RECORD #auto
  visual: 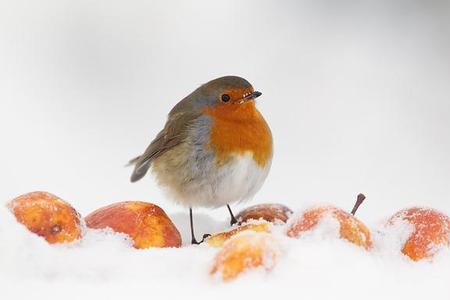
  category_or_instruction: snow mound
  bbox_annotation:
[1,204,450,300]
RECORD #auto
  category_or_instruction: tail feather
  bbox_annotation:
[128,156,151,182]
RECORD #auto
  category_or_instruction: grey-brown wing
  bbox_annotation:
[129,111,199,182]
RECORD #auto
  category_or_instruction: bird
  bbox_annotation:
[129,76,273,244]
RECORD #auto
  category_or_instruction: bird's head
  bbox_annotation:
[194,76,262,109]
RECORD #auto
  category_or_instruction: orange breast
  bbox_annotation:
[203,101,272,167]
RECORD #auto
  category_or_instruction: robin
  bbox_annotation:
[129,76,273,244]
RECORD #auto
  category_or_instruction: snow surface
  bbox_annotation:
[1,203,449,300]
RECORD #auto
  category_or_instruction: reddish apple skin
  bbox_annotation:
[210,232,280,281]
[206,222,270,247]
[287,206,372,250]
[236,203,293,224]
[388,207,450,261]
[85,201,181,249]
[8,191,82,244]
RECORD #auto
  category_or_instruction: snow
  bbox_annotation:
[1,202,449,300]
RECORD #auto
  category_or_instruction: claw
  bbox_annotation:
[191,233,211,245]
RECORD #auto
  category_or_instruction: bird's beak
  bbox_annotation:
[239,91,262,103]
[246,91,262,100]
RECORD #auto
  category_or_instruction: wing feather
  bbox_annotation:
[129,111,199,182]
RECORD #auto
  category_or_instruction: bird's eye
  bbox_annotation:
[221,94,231,102]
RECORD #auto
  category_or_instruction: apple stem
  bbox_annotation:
[351,193,366,216]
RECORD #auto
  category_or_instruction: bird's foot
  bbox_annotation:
[227,204,240,227]
[230,215,239,226]
[191,233,211,245]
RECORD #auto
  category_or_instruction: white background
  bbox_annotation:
[2,0,449,222]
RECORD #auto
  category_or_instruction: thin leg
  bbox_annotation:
[227,204,238,226]
[190,207,200,244]
[189,207,210,245]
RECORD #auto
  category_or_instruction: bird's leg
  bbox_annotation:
[189,207,210,245]
[190,207,200,244]
[227,204,238,226]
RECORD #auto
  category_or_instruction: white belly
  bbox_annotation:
[161,153,271,208]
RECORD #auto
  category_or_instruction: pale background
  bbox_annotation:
[1,0,450,228]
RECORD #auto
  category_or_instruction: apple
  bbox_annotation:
[387,207,450,261]
[85,201,181,249]
[286,195,372,249]
[206,222,270,247]
[8,191,82,244]
[210,232,280,281]
[236,203,293,224]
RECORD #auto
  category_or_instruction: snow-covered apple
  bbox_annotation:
[387,207,450,261]
[206,222,270,247]
[8,191,82,244]
[286,205,372,249]
[236,203,293,224]
[210,232,280,281]
[85,201,181,248]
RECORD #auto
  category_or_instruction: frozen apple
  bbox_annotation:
[236,203,293,224]
[210,232,280,281]
[8,191,82,244]
[85,201,181,249]
[206,222,270,247]
[387,207,450,261]
[287,205,372,249]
